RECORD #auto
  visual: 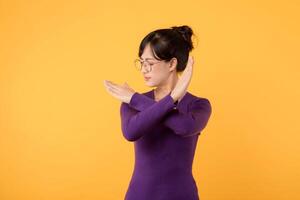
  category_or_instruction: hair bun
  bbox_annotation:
[171,25,194,51]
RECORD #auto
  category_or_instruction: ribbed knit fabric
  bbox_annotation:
[120,89,212,200]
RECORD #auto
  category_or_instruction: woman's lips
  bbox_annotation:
[144,77,151,80]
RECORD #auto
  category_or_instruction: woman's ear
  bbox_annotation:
[169,57,178,72]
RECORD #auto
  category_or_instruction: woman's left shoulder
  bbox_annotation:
[186,92,212,108]
[187,91,210,102]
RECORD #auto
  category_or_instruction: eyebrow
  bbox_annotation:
[140,57,156,61]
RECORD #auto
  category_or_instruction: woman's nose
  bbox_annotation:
[141,64,150,73]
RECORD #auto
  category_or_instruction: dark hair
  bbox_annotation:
[138,25,196,72]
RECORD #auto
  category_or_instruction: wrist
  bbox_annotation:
[170,93,177,102]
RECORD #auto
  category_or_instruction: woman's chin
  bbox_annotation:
[145,81,154,86]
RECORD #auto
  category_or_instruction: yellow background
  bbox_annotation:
[0,0,299,199]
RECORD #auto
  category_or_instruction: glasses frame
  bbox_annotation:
[134,58,164,72]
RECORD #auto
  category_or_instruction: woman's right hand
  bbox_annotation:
[103,80,136,104]
[170,56,194,102]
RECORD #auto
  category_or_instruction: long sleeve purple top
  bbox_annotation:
[120,89,212,200]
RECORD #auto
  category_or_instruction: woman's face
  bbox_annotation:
[140,44,173,87]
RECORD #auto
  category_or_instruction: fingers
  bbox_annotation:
[178,56,194,82]
[123,82,129,88]
[106,87,121,99]
[104,80,122,100]
[104,80,116,92]
[123,82,135,92]
[104,80,119,94]
[185,56,194,73]
[183,56,193,71]
[104,80,122,92]
[187,56,194,67]
[105,80,118,87]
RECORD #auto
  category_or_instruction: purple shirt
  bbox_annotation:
[120,89,212,200]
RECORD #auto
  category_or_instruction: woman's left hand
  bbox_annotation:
[103,80,136,104]
[170,55,194,102]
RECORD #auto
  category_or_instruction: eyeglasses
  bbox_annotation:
[134,58,164,72]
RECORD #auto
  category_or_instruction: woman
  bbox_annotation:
[103,25,212,200]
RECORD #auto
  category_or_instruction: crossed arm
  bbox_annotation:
[120,92,212,141]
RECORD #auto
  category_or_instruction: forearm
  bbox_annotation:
[120,93,178,141]
[127,92,212,137]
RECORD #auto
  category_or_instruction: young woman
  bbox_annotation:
[104,25,212,200]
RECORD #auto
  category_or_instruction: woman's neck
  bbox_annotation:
[154,73,179,101]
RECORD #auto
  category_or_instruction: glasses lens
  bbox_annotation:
[134,59,142,71]
[134,59,152,72]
